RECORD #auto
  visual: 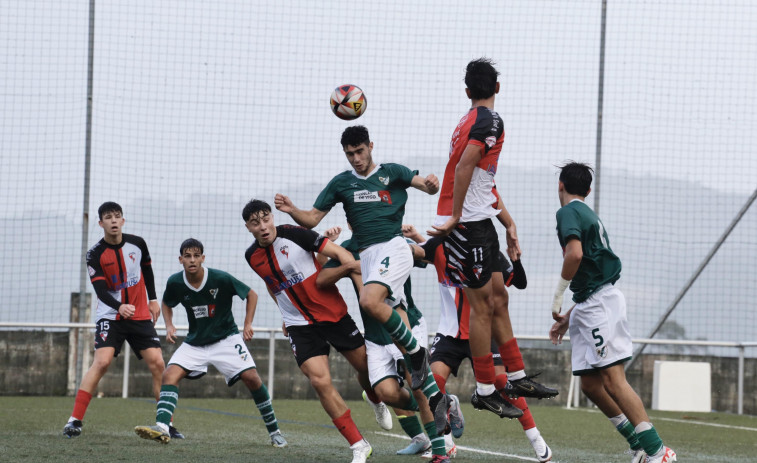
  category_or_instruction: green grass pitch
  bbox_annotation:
[1,396,756,462]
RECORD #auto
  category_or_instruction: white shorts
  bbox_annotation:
[168,333,257,386]
[360,236,413,308]
[569,285,633,375]
[366,316,428,387]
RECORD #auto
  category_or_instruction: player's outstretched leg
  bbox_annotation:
[470,389,523,419]
[504,372,559,400]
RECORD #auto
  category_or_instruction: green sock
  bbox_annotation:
[251,383,279,434]
[156,385,179,427]
[617,419,643,450]
[423,420,445,456]
[383,310,418,352]
[398,415,424,439]
[420,366,440,400]
[402,388,420,411]
[637,425,664,456]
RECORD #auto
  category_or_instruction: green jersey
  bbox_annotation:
[313,163,418,248]
[162,268,251,346]
[323,238,421,346]
[556,199,621,303]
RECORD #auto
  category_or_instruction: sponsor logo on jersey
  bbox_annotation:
[191,305,213,318]
[209,288,218,299]
[280,245,289,258]
[128,252,136,263]
[378,190,392,204]
[266,272,305,293]
[378,176,390,186]
[485,136,497,148]
[354,190,381,202]
[486,163,497,175]
[113,274,139,290]
[350,329,360,337]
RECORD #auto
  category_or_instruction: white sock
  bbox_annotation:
[407,344,420,355]
[156,422,169,433]
[634,421,653,434]
[68,416,78,423]
[525,427,540,441]
[508,370,526,381]
[444,433,454,447]
[609,413,628,428]
[476,382,496,395]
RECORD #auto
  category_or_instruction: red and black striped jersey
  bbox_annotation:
[245,225,348,327]
[436,106,504,222]
[86,234,156,321]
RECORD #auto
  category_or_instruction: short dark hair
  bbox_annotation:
[180,238,204,255]
[465,58,499,100]
[341,125,370,148]
[242,199,272,222]
[559,161,594,197]
[98,201,123,219]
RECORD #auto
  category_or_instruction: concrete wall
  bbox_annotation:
[1,331,754,415]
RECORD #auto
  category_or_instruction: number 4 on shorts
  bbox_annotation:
[381,257,390,268]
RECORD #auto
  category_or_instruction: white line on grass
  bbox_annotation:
[374,431,540,462]
[567,407,757,432]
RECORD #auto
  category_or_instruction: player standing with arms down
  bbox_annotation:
[274,125,450,435]
[63,202,181,439]
[549,162,677,463]
[429,58,535,418]
[134,238,286,447]
[242,199,383,463]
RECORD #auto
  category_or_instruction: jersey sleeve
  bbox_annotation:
[313,176,341,212]
[224,272,252,299]
[161,277,180,308]
[556,206,582,244]
[385,163,418,188]
[86,246,106,286]
[132,235,157,300]
[468,108,499,153]
[278,225,326,252]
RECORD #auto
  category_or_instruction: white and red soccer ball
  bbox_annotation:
[330,84,367,120]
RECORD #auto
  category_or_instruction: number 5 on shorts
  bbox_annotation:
[591,328,604,347]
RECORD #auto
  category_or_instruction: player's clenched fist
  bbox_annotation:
[423,174,439,194]
[274,193,293,213]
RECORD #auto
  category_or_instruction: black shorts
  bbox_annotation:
[443,218,500,289]
[94,318,161,359]
[286,315,365,367]
[429,334,502,376]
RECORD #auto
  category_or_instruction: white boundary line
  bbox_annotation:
[568,407,757,432]
[374,431,539,462]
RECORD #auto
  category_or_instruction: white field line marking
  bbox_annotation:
[568,407,757,432]
[374,431,539,462]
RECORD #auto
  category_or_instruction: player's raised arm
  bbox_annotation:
[242,289,258,341]
[274,193,328,229]
[410,173,440,195]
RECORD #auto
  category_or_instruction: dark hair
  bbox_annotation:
[559,161,594,197]
[465,58,499,100]
[242,199,272,222]
[98,201,123,219]
[341,125,370,148]
[180,238,204,255]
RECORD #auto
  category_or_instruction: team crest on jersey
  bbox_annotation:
[472,264,483,280]
[596,345,608,359]
[87,265,96,277]
[378,176,390,186]
[129,252,136,263]
[209,288,218,299]
[485,136,497,148]
[280,245,289,258]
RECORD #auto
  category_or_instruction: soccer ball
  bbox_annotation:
[330,84,367,120]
